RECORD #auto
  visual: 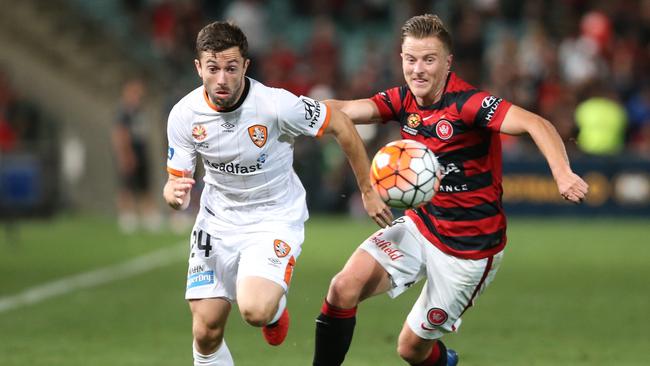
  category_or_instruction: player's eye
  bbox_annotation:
[226,67,237,73]
[207,67,218,73]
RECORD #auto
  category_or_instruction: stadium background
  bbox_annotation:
[0,0,648,365]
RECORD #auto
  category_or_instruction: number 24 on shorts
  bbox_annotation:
[192,229,213,257]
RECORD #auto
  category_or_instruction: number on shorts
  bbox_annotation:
[192,229,212,257]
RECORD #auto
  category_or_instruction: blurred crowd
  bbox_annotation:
[0,67,46,154]
[113,0,650,212]
[120,0,650,159]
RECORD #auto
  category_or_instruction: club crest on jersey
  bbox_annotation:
[248,124,267,147]
[426,308,448,326]
[192,124,208,141]
[274,239,291,258]
[435,120,454,140]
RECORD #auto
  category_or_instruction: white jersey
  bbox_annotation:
[167,77,330,229]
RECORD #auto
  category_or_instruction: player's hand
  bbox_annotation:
[556,171,589,204]
[166,177,195,209]
[362,190,393,228]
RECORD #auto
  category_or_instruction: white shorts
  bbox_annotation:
[185,210,304,302]
[359,216,503,339]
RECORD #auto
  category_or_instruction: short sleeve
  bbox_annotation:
[459,91,512,132]
[166,104,196,177]
[275,89,331,138]
[370,86,405,122]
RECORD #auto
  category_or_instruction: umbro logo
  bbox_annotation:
[221,122,235,130]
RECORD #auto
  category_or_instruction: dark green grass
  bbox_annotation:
[0,215,648,365]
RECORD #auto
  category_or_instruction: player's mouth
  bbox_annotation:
[215,89,230,97]
[412,78,429,86]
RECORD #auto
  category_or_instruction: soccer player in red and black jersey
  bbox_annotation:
[313,14,588,366]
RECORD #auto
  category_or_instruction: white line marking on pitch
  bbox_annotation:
[0,243,186,313]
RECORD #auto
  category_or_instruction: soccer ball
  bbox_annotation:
[370,139,439,209]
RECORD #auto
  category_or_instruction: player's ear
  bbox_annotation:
[194,59,202,78]
[446,53,453,72]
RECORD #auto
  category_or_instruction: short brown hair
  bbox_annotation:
[401,14,452,53]
[196,21,249,59]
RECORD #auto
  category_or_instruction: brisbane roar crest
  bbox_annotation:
[248,124,267,147]
[273,239,291,258]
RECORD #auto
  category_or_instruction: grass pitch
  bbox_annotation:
[0,215,648,365]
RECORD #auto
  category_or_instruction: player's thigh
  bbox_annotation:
[357,216,427,299]
[328,248,392,304]
[236,226,303,294]
[237,275,285,315]
[186,215,240,302]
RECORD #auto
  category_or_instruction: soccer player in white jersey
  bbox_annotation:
[163,21,393,366]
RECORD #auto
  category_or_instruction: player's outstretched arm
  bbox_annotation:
[323,106,393,227]
[163,173,195,210]
[500,105,589,203]
[323,99,383,124]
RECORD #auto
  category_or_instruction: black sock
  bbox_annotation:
[313,302,357,366]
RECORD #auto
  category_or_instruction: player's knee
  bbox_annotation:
[239,303,274,327]
[327,272,362,308]
[396,337,433,364]
[396,342,423,364]
[193,322,224,352]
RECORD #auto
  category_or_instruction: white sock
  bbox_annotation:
[193,340,234,366]
[269,295,286,325]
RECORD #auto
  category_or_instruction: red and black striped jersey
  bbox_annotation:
[370,72,512,259]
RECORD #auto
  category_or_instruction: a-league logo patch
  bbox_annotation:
[426,307,448,326]
[248,124,267,147]
[273,239,291,258]
[435,120,454,140]
[192,124,208,141]
[407,114,421,128]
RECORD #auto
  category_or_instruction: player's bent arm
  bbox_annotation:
[163,173,195,210]
[324,107,393,227]
[500,105,589,203]
[323,99,383,124]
